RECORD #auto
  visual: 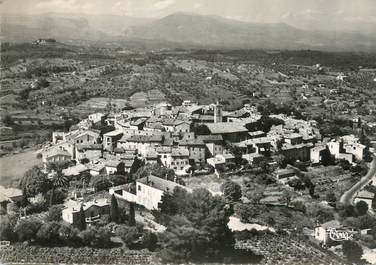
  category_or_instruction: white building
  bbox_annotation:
[110,175,190,210]
[354,190,374,210]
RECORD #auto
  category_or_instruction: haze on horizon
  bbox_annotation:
[1,0,376,34]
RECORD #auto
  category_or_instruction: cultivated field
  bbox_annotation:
[0,148,41,187]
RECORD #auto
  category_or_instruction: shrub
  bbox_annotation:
[58,224,81,246]
[115,225,140,248]
[221,180,242,202]
[46,188,67,205]
[139,230,158,251]
[14,218,42,242]
[79,227,112,248]
[47,205,64,222]
[342,240,363,263]
[36,222,61,245]
[355,200,369,216]
[0,215,17,241]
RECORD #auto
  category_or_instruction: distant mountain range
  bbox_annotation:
[1,12,375,52]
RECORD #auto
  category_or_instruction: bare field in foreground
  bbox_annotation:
[0,148,41,187]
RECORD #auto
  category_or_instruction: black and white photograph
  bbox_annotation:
[0,0,376,264]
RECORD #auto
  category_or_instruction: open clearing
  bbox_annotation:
[0,148,41,187]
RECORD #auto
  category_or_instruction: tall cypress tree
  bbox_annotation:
[78,205,86,231]
[129,202,136,226]
[110,194,119,223]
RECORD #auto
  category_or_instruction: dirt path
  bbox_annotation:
[339,155,376,206]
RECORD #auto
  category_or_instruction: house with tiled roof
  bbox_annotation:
[117,134,164,157]
[177,137,206,165]
[156,146,190,174]
[197,135,224,157]
[0,186,23,213]
[162,119,191,133]
[202,122,249,142]
[110,175,191,210]
[354,190,375,210]
[62,198,110,227]
[75,144,102,162]
[103,130,123,152]
[41,146,72,164]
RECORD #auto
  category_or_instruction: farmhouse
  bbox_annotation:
[62,198,110,227]
[110,175,191,210]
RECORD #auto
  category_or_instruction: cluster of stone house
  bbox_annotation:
[39,101,366,180]
[47,101,374,229]
[311,134,367,164]
[37,102,252,177]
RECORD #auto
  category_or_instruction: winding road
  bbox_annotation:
[339,155,376,206]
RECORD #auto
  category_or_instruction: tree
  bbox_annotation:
[46,188,66,205]
[79,227,111,248]
[110,194,120,223]
[159,216,208,263]
[91,175,112,192]
[355,200,369,216]
[78,205,86,231]
[338,159,351,170]
[36,222,61,245]
[325,192,337,203]
[342,240,363,264]
[20,166,50,197]
[130,156,145,178]
[47,205,63,222]
[0,215,17,241]
[129,202,136,226]
[116,225,140,248]
[20,187,29,208]
[221,180,242,202]
[14,218,42,242]
[80,171,91,189]
[80,158,90,164]
[227,145,244,166]
[49,171,68,206]
[58,224,81,246]
[273,154,287,167]
[157,188,235,263]
[140,230,158,251]
[134,163,175,181]
[321,147,335,166]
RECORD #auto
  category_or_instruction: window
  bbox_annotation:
[138,185,141,191]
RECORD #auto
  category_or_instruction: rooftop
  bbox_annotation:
[103,130,123,137]
[0,186,22,202]
[137,175,189,193]
[204,122,248,134]
[123,134,163,143]
[64,198,109,213]
[356,190,375,199]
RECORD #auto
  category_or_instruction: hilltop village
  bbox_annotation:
[0,42,376,265]
[1,97,376,264]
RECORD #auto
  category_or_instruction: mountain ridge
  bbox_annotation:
[1,12,375,52]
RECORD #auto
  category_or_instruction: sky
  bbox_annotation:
[1,0,376,31]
